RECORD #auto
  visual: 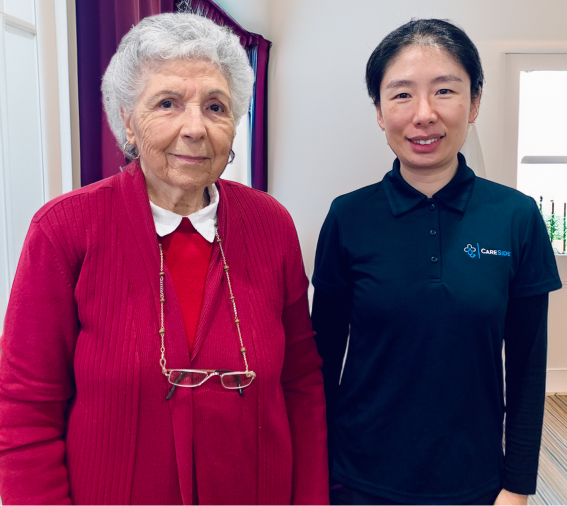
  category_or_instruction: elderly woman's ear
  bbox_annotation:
[121,108,137,147]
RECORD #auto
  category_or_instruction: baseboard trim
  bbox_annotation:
[546,369,567,393]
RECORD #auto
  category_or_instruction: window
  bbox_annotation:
[518,70,567,254]
[505,54,567,255]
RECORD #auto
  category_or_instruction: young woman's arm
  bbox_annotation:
[500,293,549,502]
[311,288,352,469]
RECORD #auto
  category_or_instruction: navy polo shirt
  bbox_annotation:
[313,154,561,504]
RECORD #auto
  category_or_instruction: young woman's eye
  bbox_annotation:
[395,93,410,99]
[209,103,224,113]
[160,100,174,108]
[437,89,452,95]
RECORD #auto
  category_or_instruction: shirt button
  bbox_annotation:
[430,229,437,236]
[429,203,436,210]
[431,256,438,263]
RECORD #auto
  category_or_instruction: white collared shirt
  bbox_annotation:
[150,184,219,242]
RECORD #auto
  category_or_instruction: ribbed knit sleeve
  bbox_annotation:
[0,180,143,505]
[278,221,328,504]
[0,218,80,504]
[282,292,329,505]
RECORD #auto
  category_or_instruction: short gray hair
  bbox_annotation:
[102,12,255,156]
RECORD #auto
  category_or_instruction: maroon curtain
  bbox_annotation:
[76,0,175,186]
[248,38,271,192]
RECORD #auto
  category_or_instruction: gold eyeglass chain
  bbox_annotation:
[158,221,250,377]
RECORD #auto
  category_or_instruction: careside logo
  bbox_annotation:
[464,243,511,259]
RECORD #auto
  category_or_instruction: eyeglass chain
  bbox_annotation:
[158,222,250,377]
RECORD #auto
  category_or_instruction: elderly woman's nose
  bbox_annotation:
[413,96,438,125]
[180,106,207,139]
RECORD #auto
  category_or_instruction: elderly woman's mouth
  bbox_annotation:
[173,154,209,163]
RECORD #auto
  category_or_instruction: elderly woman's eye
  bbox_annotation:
[161,100,173,108]
[210,103,224,113]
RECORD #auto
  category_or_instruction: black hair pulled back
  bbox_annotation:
[366,19,484,105]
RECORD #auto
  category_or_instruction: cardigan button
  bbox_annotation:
[431,256,438,263]
[430,229,437,236]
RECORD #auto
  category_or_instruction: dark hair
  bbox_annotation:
[366,19,484,105]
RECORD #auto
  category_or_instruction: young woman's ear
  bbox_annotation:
[376,105,386,131]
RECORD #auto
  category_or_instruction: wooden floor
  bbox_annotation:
[530,395,567,505]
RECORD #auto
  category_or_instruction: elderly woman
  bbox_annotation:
[0,13,328,505]
[312,19,561,506]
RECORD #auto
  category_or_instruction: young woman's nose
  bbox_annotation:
[413,96,438,126]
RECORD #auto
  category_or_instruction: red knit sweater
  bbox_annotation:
[0,163,329,505]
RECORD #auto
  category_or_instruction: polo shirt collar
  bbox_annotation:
[150,183,219,242]
[382,152,476,216]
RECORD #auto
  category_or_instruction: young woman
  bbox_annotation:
[312,19,561,506]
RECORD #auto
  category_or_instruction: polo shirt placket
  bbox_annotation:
[427,200,441,282]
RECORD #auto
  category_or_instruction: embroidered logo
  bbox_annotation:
[464,243,511,259]
[464,244,477,258]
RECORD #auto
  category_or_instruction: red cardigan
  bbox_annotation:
[0,163,328,505]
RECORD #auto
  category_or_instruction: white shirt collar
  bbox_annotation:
[150,184,219,242]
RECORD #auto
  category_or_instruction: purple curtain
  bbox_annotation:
[174,0,272,192]
[248,38,271,192]
[76,0,175,186]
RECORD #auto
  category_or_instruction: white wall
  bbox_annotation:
[251,0,567,391]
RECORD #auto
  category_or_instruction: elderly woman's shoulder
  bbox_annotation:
[32,173,123,225]
[218,178,297,227]
[19,174,121,268]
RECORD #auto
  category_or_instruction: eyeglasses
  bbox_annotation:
[158,225,256,401]
[165,369,257,400]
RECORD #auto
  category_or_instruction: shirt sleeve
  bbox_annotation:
[311,288,352,473]
[311,202,353,473]
[312,202,352,294]
[509,200,562,298]
[502,293,549,495]
[0,221,78,504]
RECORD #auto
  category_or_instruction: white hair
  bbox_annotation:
[101,12,255,158]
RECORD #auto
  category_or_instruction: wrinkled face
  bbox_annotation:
[376,45,480,173]
[123,59,235,194]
